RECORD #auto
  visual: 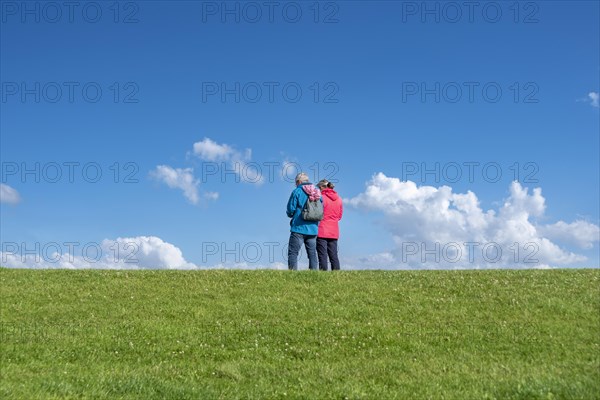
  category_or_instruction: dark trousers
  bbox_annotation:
[317,238,340,271]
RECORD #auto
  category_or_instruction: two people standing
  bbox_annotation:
[286,173,343,271]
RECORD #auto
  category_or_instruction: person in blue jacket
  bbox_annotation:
[286,172,321,270]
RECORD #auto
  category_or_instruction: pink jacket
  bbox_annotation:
[318,188,343,239]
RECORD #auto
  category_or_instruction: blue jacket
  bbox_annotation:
[286,183,320,235]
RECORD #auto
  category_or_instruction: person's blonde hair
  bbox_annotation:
[295,172,309,184]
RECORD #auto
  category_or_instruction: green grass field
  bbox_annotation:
[1,268,598,399]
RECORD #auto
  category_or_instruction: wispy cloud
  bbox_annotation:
[192,137,263,184]
[150,165,202,205]
[193,137,235,161]
[588,92,599,108]
[0,183,21,204]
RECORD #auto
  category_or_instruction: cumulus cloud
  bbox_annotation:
[0,183,21,204]
[539,220,600,250]
[1,236,292,270]
[1,236,198,269]
[150,165,211,205]
[192,137,263,184]
[588,92,599,108]
[346,173,598,269]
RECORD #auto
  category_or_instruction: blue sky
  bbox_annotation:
[1,0,599,269]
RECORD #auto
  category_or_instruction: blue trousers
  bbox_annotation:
[288,232,318,270]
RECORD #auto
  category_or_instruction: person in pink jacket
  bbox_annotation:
[316,179,343,270]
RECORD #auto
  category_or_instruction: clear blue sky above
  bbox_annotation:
[1,1,599,269]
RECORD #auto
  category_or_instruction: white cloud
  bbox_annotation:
[588,92,599,108]
[0,183,21,204]
[151,138,261,204]
[204,191,219,201]
[111,236,198,269]
[150,165,202,205]
[539,220,600,250]
[193,137,235,161]
[346,173,598,268]
[1,236,198,269]
[0,236,292,270]
[192,138,263,184]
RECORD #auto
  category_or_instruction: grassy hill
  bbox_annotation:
[1,268,598,399]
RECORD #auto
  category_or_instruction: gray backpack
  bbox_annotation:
[302,197,323,221]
